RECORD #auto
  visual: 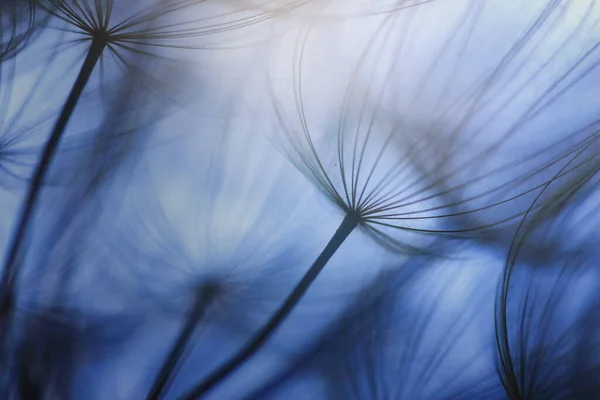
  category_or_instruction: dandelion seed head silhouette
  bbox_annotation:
[264,0,600,256]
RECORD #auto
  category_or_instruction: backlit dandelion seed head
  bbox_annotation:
[268,13,490,254]
[266,0,600,258]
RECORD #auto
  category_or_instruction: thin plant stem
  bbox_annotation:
[147,285,219,400]
[179,212,360,400]
[0,36,107,315]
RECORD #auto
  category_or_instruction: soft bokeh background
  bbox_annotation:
[2,1,600,399]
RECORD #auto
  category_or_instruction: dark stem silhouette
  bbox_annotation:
[147,284,220,400]
[0,36,107,317]
[179,212,360,399]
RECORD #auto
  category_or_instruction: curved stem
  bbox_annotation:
[147,287,217,400]
[179,212,359,400]
[0,37,106,315]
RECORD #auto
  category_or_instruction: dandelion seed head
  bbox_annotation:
[265,0,600,256]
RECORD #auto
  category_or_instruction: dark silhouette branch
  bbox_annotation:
[0,36,107,317]
[147,284,220,400]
